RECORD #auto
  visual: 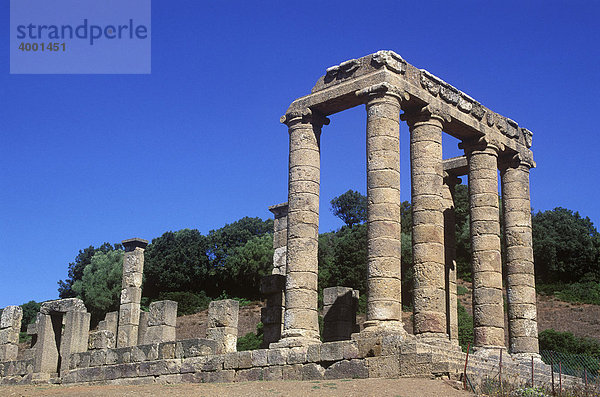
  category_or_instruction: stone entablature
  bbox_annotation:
[294,50,534,160]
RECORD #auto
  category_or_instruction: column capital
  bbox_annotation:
[122,238,148,252]
[280,108,330,128]
[355,82,409,103]
[458,137,501,157]
[400,104,451,127]
[498,151,535,171]
[443,172,462,187]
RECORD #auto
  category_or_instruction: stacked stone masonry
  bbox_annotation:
[1,50,544,387]
[207,300,238,354]
[117,238,148,348]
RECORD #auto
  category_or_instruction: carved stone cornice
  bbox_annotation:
[355,82,409,103]
[324,58,361,83]
[280,108,330,128]
[370,50,406,74]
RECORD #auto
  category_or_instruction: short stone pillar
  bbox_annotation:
[404,105,448,337]
[260,274,286,347]
[88,330,116,350]
[322,287,359,342]
[138,311,149,345]
[358,83,405,334]
[501,156,539,356]
[278,108,328,346]
[269,203,288,276]
[143,300,177,344]
[0,306,23,362]
[207,299,239,354]
[117,238,148,348]
[464,140,505,349]
[35,298,90,375]
[443,174,461,343]
[98,311,118,338]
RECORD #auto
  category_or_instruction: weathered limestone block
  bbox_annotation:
[117,238,148,348]
[206,300,238,354]
[88,330,115,350]
[148,300,177,327]
[98,311,118,337]
[269,203,289,276]
[323,287,359,342]
[39,298,86,315]
[137,311,149,345]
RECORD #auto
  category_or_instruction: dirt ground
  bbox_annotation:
[0,378,473,397]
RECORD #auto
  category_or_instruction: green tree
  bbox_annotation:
[72,249,124,323]
[532,207,600,283]
[330,190,367,227]
[143,229,210,298]
[222,234,274,298]
[58,242,122,298]
[19,300,41,332]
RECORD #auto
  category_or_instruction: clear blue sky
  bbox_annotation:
[1,1,599,308]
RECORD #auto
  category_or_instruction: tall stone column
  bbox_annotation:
[404,106,448,337]
[500,156,539,356]
[277,108,328,346]
[464,140,505,349]
[117,238,148,348]
[443,174,461,343]
[357,83,405,333]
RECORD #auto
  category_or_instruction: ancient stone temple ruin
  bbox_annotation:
[1,51,554,387]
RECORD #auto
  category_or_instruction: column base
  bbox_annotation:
[270,329,320,348]
[472,345,507,358]
[511,352,543,363]
[360,320,407,336]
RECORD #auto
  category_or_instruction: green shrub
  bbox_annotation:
[457,285,469,296]
[536,282,600,305]
[157,291,211,316]
[217,291,253,307]
[237,322,263,351]
[539,329,600,357]
[457,300,473,352]
[19,331,31,344]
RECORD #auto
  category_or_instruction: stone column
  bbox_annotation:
[277,108,328,346]
[443,174,461,343]
[500,156,539,356]
[322,287,359,342]
[464,140,505,349]
[269,203,288,276]
[0,306,23,362]
[404,105,448,337]
[207,299,239,354]
[357,83,405,333]
[117,237,148,348]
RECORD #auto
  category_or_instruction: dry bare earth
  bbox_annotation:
[457,279,600,344]
[0,378,473,397]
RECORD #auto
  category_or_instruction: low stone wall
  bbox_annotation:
[0,335,586,390]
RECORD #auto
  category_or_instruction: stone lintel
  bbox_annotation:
[268,203,289,219]
[122,238,149,251]
[443,156,468,177]
[285,51,533,157]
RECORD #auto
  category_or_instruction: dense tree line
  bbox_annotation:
[51,188,600,328]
